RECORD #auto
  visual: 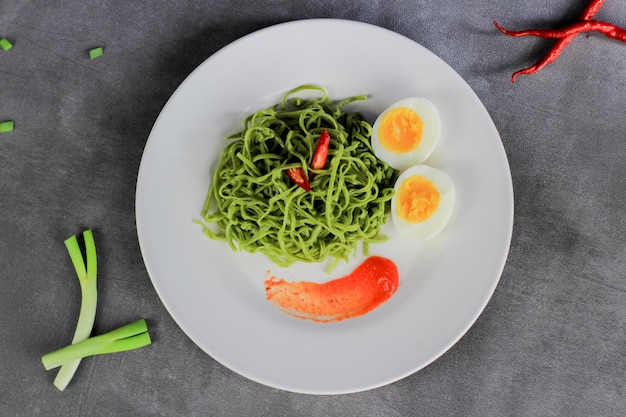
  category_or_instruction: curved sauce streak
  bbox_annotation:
[265,256,399,323]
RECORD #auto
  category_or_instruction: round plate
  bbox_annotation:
[136,19,513,395]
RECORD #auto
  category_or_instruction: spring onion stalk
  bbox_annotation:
[42,319,151,370]
[88,47,103,59]
[0,38,12,51]
[0,120,14,132]
[44,229,152,389]
[53,230,98,391]
[94,331,152,355]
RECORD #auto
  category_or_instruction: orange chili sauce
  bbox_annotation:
[265,256,399,323]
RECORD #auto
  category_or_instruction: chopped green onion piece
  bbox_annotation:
[0,120,14,132]
[88,47,103,59]
[42,320,151,370]
[0,38,12,51]
[53,230,98,391]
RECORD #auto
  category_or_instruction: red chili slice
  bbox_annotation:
[310,129,330,176]
[285,167,311,192]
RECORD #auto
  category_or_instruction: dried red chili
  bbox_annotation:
[582,0,606,17]
[493,0,626,82]
[495,20,626,41]
[504,0,604,82]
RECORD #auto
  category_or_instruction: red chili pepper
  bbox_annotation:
[494,0,614,82]
[509,41,570,83]
[508,0,603,82]
[286,167,311,192]
[310,129,330,173]
[582,0,606,17]
[495,20,626,41]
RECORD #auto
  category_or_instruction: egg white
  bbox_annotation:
[371,97,441,171]
[391,164,455,240]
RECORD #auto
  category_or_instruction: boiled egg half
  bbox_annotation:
[391,164,455,240]
[371,97,441,171]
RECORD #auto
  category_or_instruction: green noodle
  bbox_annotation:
[198,85,397,268]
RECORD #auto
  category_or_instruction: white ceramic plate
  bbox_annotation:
[136,19,513,395]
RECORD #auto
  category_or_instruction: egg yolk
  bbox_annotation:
[378,107,423,153]
[397,175,440,223]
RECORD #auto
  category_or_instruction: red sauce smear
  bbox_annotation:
[265,256,399,323]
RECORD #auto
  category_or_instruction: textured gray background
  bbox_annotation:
[1,1,625,416]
